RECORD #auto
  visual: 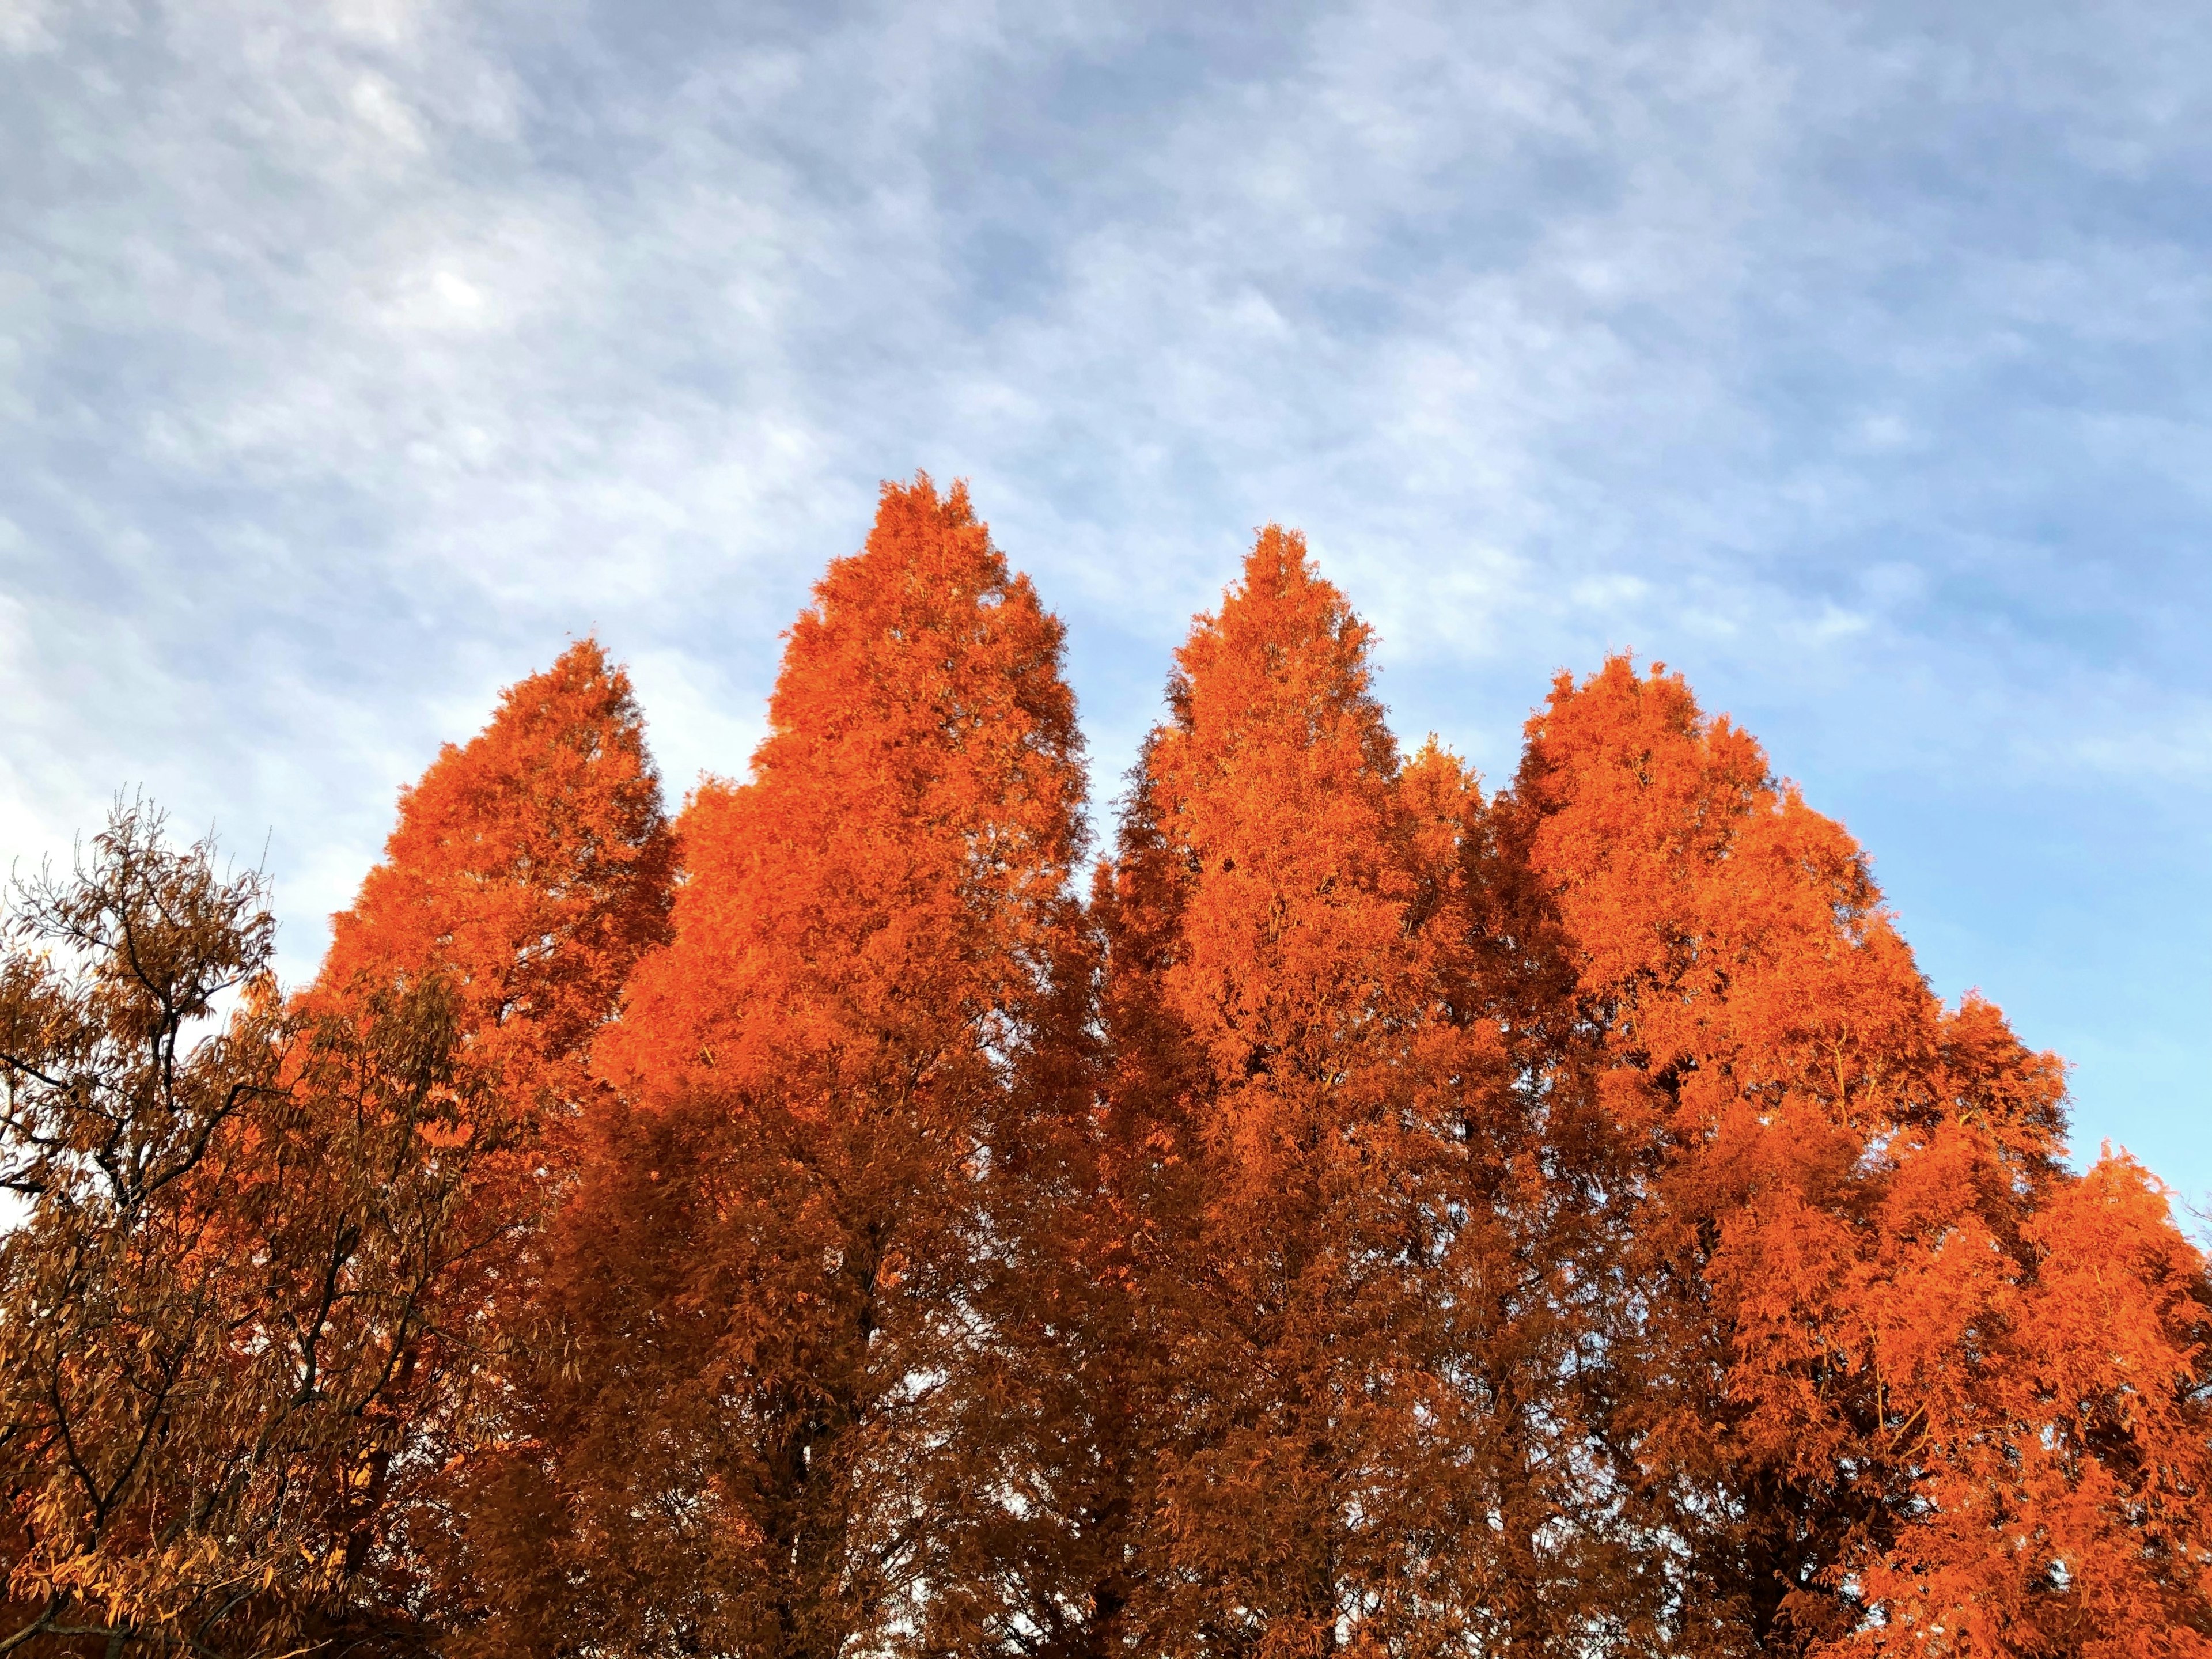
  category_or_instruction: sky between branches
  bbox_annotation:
[2,0,2208,1207]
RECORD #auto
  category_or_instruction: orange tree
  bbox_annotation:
[468,478,1091,1658]
[1096,530,1630,1655]
[1504,656,2211,1655]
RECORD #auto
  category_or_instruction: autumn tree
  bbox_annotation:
[468,477,1091,1658]
[1105,527,1438,1655]
[1503,656,2020,1649]
[1830,1145,2212,1659]
[1406,724,1657,1654]
[1502,656,2212,1654]
[1093,529,1627,1654]
[0,802,503,1657]
[307,638,677,1627]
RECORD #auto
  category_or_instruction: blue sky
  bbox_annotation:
[4,0,2207,1211]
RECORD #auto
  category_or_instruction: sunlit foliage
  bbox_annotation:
[3,484,2203,1658]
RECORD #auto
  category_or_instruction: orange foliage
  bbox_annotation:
[1834,1149,2212,1658]
[469,477,1092,1658]
[302,638,676,1632]
[1507,656,2209,1655]
[8,495,2207,1659]
[1096,530,1637,1654]
[318,637,677,1157]
[1101,527,1444,1653]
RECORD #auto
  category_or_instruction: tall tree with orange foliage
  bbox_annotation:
[1503,656,2212,1654]
[1096,529,1626,1654]
[1100,525,1403,1653]
[308,639,677,1626]
[469,478,1091,1659]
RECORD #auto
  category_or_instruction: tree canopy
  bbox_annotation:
[3,479,2204,1658]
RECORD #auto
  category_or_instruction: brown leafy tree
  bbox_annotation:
[0,803,504,1657]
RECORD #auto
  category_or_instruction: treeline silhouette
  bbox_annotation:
[3,478,2206,1658]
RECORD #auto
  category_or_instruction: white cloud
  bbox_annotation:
[0,0,54,55]
[329,0,426,49]
[347,71,427,153]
